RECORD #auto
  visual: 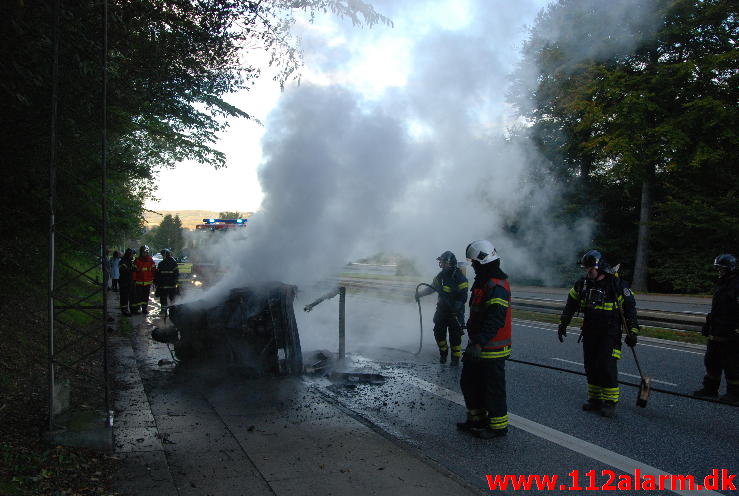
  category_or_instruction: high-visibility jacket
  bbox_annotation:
[133,256,156,286]
[431,268,468,321]
[155,256,179,289]
[561,275,639,338]
[467,277,511,359]
[118,256,134,287]
[707,274,739,340]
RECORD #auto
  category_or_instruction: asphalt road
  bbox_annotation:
[158,285,732,495]
[297,293,737,496]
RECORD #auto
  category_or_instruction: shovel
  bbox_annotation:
[630,345,651,408]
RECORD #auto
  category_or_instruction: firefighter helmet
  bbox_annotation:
[465,240,499,264]
[437,250,457,268]
[139,245,150,256]
[714,254,737,273]
[580,249,613,273]
[161,248,171,257]
[124,248,134,257]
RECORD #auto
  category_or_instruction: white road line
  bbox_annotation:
[550,358,678,386]
[397,371,723,496]
[514,321,705,355]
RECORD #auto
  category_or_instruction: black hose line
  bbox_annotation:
[507,357,736,407]
[414,283,438,356]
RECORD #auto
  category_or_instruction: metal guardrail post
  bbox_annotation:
[338,287,346,361]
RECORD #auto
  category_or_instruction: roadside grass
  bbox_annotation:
[512,309,707,345]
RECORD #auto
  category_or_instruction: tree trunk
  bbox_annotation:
[631,171,653,291]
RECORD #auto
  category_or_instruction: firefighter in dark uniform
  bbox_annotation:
[558,250,640,418]
[154,248,179,318]
[693,254,739,405]
[416,251,469,365]
[457,240,511,439]
[118,248,135,316]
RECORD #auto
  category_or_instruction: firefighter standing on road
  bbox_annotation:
[558,250,640,418]
[132,245,155,314]
[692,254,739,405]
[416,251,469,365]
[457,240,511,439]
[118,248,135,316]
[154,248,179,317]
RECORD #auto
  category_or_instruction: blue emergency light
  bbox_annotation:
[202,218,248,224]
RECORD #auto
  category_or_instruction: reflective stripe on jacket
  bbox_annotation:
[467,277,512,357]
[133,256,156,285]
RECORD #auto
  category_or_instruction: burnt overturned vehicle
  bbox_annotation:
[153,283,303,376]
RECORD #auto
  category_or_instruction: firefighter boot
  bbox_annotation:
[439,350,447,364]
[719,392,739,405]
[600,401,617,418]
[456,410,486,431]
[450,356,459,366]
[582,399,602,412]
[693,384,719,399]
[473,427,508,439]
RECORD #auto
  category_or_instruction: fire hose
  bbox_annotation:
[414,283,438,355]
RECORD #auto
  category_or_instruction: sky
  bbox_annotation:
[146,0,551,215]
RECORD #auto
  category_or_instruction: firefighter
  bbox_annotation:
[132,245,156,314]
[692,254,739,405]
[154,248,179,317]
[558,250,640,418]
[416,251,469,365]
[457,240,511,439]
[118,248,135,316]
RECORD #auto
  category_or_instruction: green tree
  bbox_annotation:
[219,211,241,219]
[511,0,738,291]
[1,0,389,284]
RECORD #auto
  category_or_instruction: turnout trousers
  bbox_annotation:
[702,339,739,395]
[583,333,621,403]
[159,288,177,315]
[119,282,133,313]
[133,283,151,313]
[460,357,508,431]
[433,313,463,360]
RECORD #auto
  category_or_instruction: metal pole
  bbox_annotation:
[338,287,346,360]
[101,0,111,427]
[48,0,61,432]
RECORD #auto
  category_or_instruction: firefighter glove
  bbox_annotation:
[557,320,569,342]
[701,313,711,337]
[625,330,638,348]
[464,343,482,361]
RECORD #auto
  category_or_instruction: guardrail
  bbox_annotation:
[336,277,705,333]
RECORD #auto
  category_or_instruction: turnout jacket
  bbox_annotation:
[467,272,512,358]
[430,268,469,320]
[133,255,156,286]
[561,275,639,336]
[707,274,739,340]
[118,256,134,287]
[154,257,179,289]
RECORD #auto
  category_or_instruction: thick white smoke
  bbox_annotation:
[199,0,662,307]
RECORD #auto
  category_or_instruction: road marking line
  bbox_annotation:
[550,358,678,386]
[514,321,705,355]
[396,371,723,496]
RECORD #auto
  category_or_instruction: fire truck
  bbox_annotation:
[186,218,248,288]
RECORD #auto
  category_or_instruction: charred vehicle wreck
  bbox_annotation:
[153,283,303,376]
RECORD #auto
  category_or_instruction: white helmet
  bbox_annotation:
[466,240,500,264]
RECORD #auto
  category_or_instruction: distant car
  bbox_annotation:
[152,253,163,267]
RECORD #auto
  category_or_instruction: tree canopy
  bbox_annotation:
[510,0,738,292]
[0,0,389,283]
